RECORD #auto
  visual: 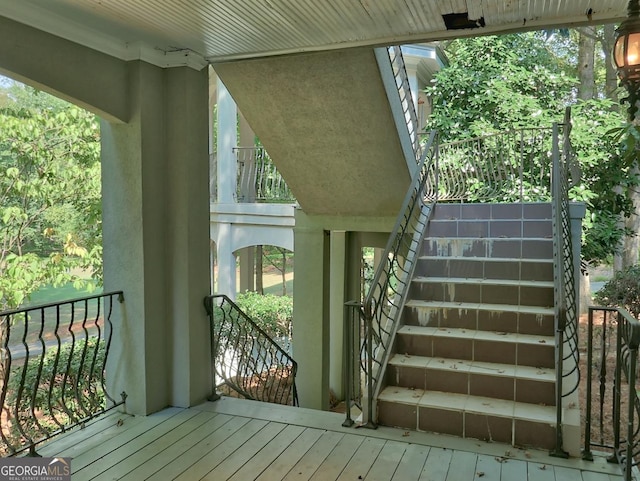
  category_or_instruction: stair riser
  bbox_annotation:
[427,219,552,239]
[431,202,552,221]
[403,306,554,336]
[423,238,553,260]
[386,365,555,406]
[409,282,553,308]
[377,401,556,450]
[395,334,555,368]
[415,258,553,281]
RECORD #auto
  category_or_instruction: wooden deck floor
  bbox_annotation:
[36,398,625,481]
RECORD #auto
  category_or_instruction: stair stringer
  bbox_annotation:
[364,201,434,424]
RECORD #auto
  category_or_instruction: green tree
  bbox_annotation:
[426,33,576,139]
[0,82,102,310]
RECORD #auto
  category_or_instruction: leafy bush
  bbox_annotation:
[594,265,640,318]
[235,292,292,338]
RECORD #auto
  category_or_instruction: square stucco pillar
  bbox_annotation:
[293,210,330,410]
[101,61,211,415]
[329,231,347,399]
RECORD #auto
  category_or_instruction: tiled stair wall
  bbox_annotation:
[377,202,562,451]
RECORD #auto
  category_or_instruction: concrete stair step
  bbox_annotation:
[409,276,553,308]
[426,219,552,239]
[386,354,555,405]
[377,387,558,450]
[422,237,553,260]
[402,300,554,336]
[395,325,555,368]
[431,203,552,222]
[415,256,553,281]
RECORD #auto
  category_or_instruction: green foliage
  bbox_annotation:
[235,291,293,338]
[594,265,640,318]
[0,82,102,310]
[426,33,576,139]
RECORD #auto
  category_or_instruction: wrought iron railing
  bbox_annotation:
[234,147,295,203]
[388,46,421,159]
[421,126,560,202]
[583,306,640,481]
[0,291,126,456]
[550,110,580,457]
[343,131,437,428]
[204,294,298,406]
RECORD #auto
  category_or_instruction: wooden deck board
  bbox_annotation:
[498,458,527,481]
[199,421,287,480]
[282,430,345,481]
[445,450,478,481]
[475,454,502,480]
[29,398,626,481]
[90,410,218,481]
[336,436,386,480]
[309,433,365,481]
[256,427,325,481]
[169,418,268,480]
[118,412,236,480]
[526,462,555,481]
[365,440,410,481]
[37,410,140,459]
[73,408,202,480]
[227,424,306,481]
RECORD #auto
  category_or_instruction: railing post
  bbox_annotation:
[583,307,595,461]
[342,302,357,427]
[612,311,623,462]
[625,344,637,480]
[363,304,377,429]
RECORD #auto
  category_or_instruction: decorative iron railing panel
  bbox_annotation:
[204,294,298,406]
[421,127,557,203]
[234,147,295,203]
[343,132,437,427]
[388,46,421,160]
[583,306,640,481]
[550,111,580,457]
[0,291,126,456]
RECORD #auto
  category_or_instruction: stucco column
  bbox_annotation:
[237,111,256,293]
[239,248,255,293]
[293,210,330,410]
[216,78,237,204]
[329,231,347,399]
[216,222,237,299]
[102,61,211,414]
[569,202,586,314]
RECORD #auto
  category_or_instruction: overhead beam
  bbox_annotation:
[0,15,129,123]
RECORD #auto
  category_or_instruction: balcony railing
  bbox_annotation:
[583,306,640,481]
[204,294,298,406]
[0,291,126,456]
[420,126,569,203]
[234,147,295,203]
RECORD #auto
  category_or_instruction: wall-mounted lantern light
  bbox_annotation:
[614,0,640,118]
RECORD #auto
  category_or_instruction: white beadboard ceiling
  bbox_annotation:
[0,0,629,67]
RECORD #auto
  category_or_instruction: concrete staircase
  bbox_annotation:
[377,202,563,451]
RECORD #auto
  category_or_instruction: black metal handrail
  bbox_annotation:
[550,108,580,458]
[343,131,437,428]
[204,294,298,406]
[583,306,640,481]
[388,46,421,160]
[0,291,126,457]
